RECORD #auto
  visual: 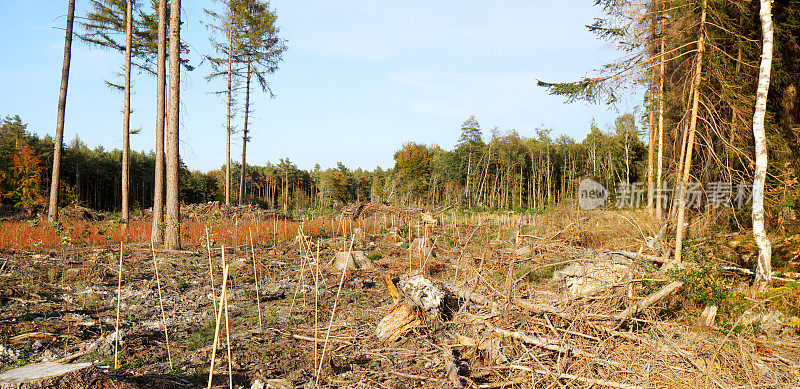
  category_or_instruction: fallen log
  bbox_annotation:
[0,362,132,389]
[446,284,499,311]
[608,250,669,264]
[477,365,644,389]
[492,328,609,363]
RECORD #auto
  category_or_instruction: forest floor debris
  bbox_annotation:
[0,207,798,387]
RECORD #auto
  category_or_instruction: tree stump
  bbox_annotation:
[375,274,444,342]
[333,251,372,270]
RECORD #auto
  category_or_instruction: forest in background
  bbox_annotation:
[0,112,649,215]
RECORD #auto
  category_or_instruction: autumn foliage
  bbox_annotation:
[6,142,45,207]
[393,142,431,199]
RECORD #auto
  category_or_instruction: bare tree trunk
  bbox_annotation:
[47,0,76,223]
[646,0,657,211]
[671,0,707,267]
[283,169,288,214]
[238,59,252,205]
[753,0,774,291]
[647,67,656,209]
[121,0,132,222]
[225,17,233,206]
[151,0,167,243]
[164,0,182,250]
[656,22,666,221]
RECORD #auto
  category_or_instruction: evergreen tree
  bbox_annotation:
[48,0,76,222]
[235,0,287,205]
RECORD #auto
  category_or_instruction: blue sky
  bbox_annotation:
[0,0,640,172]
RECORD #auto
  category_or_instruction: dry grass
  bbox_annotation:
[0,217,382,250]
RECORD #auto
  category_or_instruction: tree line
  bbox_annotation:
[1,111,648,214]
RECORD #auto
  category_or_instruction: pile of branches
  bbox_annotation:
[138,201,289,222]
[340,202,439,224]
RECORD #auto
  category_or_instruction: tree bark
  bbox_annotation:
[753,0,774,292]
[47,0,76,223]
[151,0,167,243]
[671,0,706,267]
[121,0,132,222]
[164,0,181,250]
[225,14,234,206]
[646,0,657,211]
[238,59,252,205]
[656,21,666,221]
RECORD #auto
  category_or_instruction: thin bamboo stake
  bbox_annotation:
[288,236,309,317]
[114,241,123,369]
[315,235,355,386]
[205,227,217,314]
[219,246,233,389]
[314,241,320,377]
[206,262,229,389]
[150,241,173,368]
[249,228,262,332]
[224,272,233,389]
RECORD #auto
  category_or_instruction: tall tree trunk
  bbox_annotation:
[164,0,182,250]
[121,0,132,221]
[151,0,167,243]
[753,0,774,292]
[671,0,707,266]
[238,59,252,205]
[656,21,666,221]
[225,16,233,206]
[646,0,657,211]
[48,0,76,222]
[283,169,288,214]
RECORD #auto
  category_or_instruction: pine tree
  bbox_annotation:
[233,0,286,205]
[164,0,181,249]
[48,0,76,222]
[151,0,167,243]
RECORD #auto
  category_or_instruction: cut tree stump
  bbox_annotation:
[375,274,444,342]
[332,251,372,270]
[0,362,132,389]
[409,238,435,259]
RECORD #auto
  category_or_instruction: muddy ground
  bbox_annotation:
[0,211,799,388]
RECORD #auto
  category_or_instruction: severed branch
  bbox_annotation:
[492,328,614,364]
[614,281,683,321]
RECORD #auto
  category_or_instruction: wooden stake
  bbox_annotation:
[224,270,233,389]
[206,262,229,389]
[249,228,262,332]
[150,241,173,368]
[114,242,123,369]
[316,235,355,385]
[205,227,217,315]
[313,241,320,376]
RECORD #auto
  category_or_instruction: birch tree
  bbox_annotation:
[753,0,774,292]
